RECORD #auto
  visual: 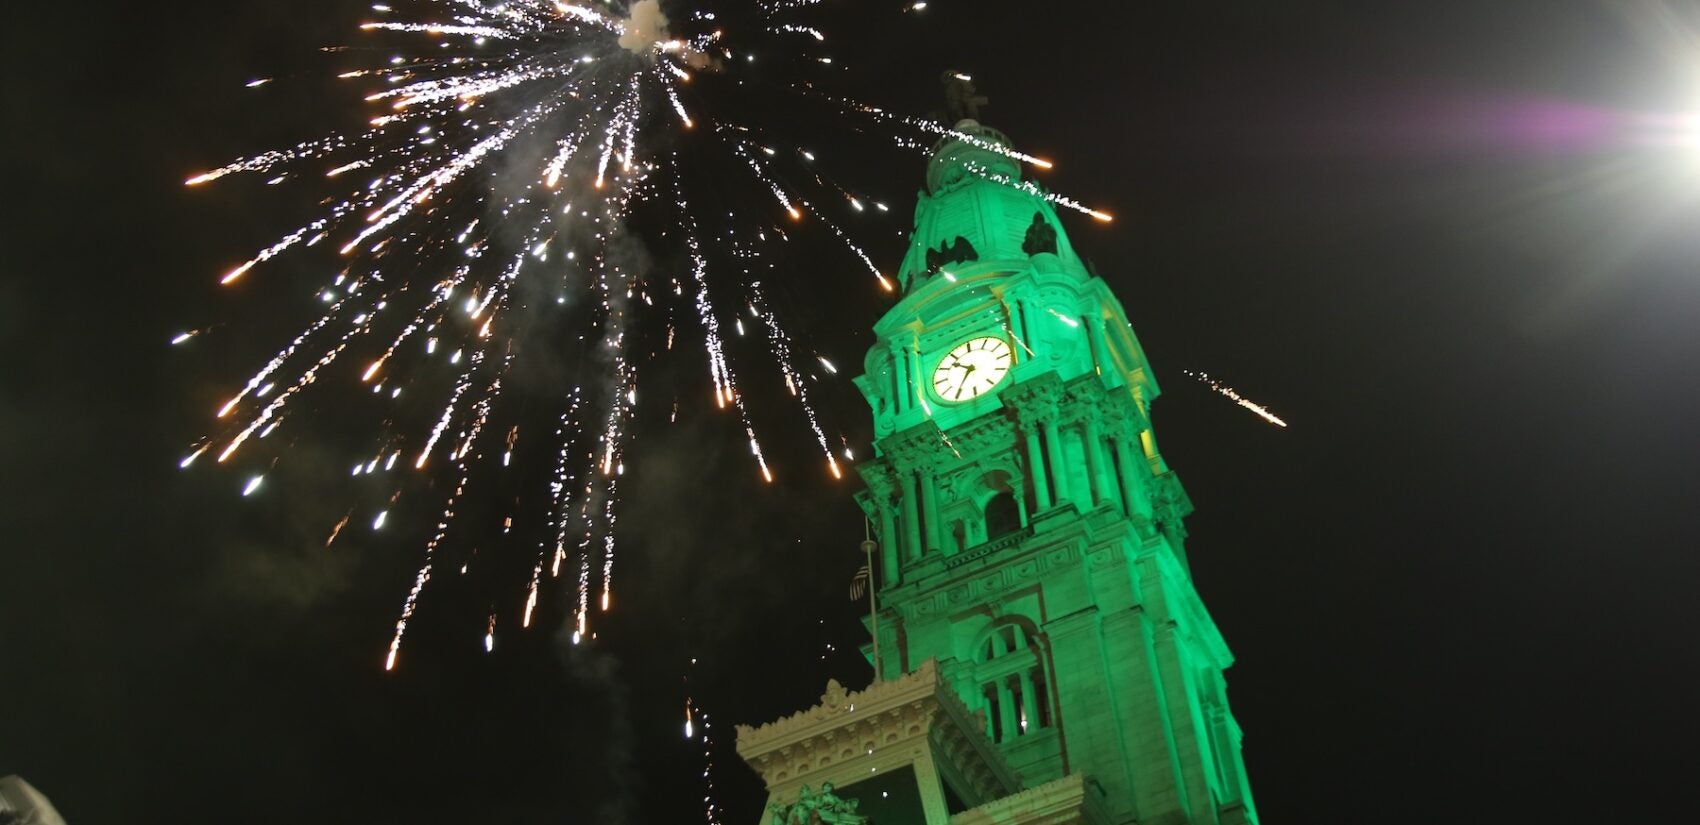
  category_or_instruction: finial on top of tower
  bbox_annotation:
[940,71,987,126]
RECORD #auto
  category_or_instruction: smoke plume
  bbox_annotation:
[617,0,671,55]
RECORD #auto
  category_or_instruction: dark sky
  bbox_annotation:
[5,1,1700,823]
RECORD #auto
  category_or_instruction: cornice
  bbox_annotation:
[892,530,1088,623]
[734,660,1019,804]
[880,420,955,469]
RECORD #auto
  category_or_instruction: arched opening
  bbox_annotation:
[985,491,1020,539]
[973,620,1054,744]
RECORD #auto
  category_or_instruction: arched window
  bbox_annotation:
[973,620,1053,744]
[984,492,1020,539]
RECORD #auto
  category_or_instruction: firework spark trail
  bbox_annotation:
[729,138,802,220]
[220,205,354,285]
[659,63,695,128]
[359,21,517,40]
[528,391,585,628]
[961,159,1112,222]
[682,661,727,825]
[554,2,619,31]
[1185,370,1289,428]
[774,23,825,41]
[185,134,361,185]
[732,134,890,288]
[544,128,590,189]
[677,175,774,482]
[344,99,567,256]
[911,117,1055,169]
[211,277,362,421]
[451,349,512,464]
[362,268,466,384]
[367,61,581,109]
[599,475,620,613]
[415,351,483,468]
[578,353,636,638]
[749,279,841,479]
[217,294,392,462]
[802,87,1120,224]
[674,176,735,408]
[384,463,468,671]
[386,344,515,669]
[792,193,892,290]
[805,88,1058,170]
[415,234,539,472]
[572,474,599,643]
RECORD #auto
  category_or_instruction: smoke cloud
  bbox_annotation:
[617,0,671,55]
[616,0,715,69]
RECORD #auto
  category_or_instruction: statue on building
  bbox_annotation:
[768,782,867,825]
[1022,212,1059,256]
[925,235,979,276]
[940,71,987,124]
[813,782,867,824]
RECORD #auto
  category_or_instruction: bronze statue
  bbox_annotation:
[1022,212,1058,256]
[789,785,815,825]
[941,71,987,124]
[925,235,979,276]
[813,781,866,824]
[770,781,867,825]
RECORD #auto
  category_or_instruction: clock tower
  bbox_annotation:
[735,121,1257,825]
[853,120,1257,825]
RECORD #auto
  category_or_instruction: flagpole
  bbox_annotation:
[861,519,882,682]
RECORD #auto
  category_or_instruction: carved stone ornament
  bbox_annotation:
[821,679,850,710]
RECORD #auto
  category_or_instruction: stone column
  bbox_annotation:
[1043,418,1071,507]
[1112,435,1145,519]
[997,678,1018,742]
[1084,416,1105,508]
[1023,423,1052,510]
[918,466,939,556]
[878,501,900,586]
[1088,314,1114,378]
[910,744,954,824]
[901,470,922,562]
[889,339,908,414]
[904,331,923,412]
[1019,669,1040,734]
[865,471,903,587]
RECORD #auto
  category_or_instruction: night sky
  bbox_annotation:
[5,1,1700,823]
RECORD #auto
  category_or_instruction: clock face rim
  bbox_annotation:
[931,335,1013,404]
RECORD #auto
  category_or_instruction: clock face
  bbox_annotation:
[933,336,1013,402]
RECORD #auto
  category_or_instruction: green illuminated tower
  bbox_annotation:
[735,121,1256,825]
[852,121,1256,825]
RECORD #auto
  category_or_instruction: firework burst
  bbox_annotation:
[179,1,1096,668]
